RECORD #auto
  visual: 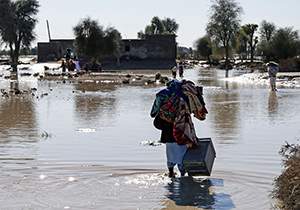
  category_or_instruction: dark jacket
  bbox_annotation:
[153,116,176,143]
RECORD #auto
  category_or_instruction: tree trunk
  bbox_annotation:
[225,68,229,77]
[207,55,211,66]
[10,81,19,91]
[250,41,254,63]
[250,48,254,63]
[225,45,229,78]
[9,43,20,80]
[116,55,120,67]
[11,52,19,80]
[12,56,18,72]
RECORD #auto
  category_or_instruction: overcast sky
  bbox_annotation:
[35,0,300,47]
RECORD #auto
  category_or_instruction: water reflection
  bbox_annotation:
[196,68,239,90]
[197,68,222,87]
[74,82,117,125]
[268,91,278,115]
[0,96,37,141]
[75,82,117,93]
[208,91,241,143]
[163,177,234,209]
[164,177,215,208]
[74,95,117,123]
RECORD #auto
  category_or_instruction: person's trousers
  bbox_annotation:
[166,142,187,173]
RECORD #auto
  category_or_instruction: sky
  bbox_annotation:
[35,0,300,48]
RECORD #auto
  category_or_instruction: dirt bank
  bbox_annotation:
[272,143,300,210]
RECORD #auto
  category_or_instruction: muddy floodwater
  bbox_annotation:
[1,68,300,210]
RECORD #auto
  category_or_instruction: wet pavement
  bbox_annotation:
[0,68,300,209]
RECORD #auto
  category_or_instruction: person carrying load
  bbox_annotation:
[150,79,208,177]
[267,61,279,91]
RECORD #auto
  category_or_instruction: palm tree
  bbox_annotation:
[0,0,39,73]
[162,18,179,34]
[241,24,259,63]
[151,16,165,34]
[138,16,179,38]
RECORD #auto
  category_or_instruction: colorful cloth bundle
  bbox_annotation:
[151,79,207,145]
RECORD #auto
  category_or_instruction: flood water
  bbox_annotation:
[1,68,300,210]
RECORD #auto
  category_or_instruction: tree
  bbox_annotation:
[73,17,122,63]
[145,25,155,35]
[258,21,276,61]
[0,0,39,73]
[241,24,259,63]
[195,36,212,64]
[236,28,248,61]
[74,18,105,61]
[161,18,179,34]
[104,27,122,65]
[151,16,165,34]
[206,0,242,77]
[138,16,179,38]
[137,30,146,39]
[260,20,276,42]
[270,27,299,60]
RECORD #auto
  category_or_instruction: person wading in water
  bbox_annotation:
[150,80,208,177]
[267,61,279,91]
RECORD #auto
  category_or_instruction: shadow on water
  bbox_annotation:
[163,177,235,210]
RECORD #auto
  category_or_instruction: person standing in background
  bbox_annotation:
[61,59,66,73]
[267,61,279,91]
[178,61,184,78]
[171,65,177,79]
[74,57,81,72]
[68,59,76,72]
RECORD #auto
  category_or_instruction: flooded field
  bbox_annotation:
[1,68,300,209]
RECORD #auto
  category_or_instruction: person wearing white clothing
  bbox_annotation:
[267,61,279,91]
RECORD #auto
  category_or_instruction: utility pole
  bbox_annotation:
[46,20,51,42]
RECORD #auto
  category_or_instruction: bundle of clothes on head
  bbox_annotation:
[150,79,208,145]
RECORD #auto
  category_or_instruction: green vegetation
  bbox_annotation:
[138,16,179,39]
[0,0,39,72]
[192,1,300,72]
[235,27,248,61]
[206,0,242,76]
[241,24,258,63]
[194,36,212,64]
[257,23,300,62]
[257,20,277,61]
[270,27,299,60]
[272,143,300,210]
[260,20,276,42]
[177,46,193,60]
[73,17,122,63]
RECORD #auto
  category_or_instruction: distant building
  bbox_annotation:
[37,39,74,62]
[37,34,177,70]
